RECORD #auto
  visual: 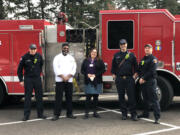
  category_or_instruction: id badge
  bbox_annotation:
[89,64,94,67]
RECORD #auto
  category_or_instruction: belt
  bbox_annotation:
[119,75,131,79]
[120,76,127,79]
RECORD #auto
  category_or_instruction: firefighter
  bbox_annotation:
[52,42,77,121]
[111,39,138,121]
[17,44,46,121]
[137,44,161,124]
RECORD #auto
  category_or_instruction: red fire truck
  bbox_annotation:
[0,9,180,110]
[100,9,180,109]
[0,13,67,104]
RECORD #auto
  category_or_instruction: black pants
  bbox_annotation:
[54,82,73,116]
[24,77,43,118]
[141,79,161,119]
[85,94,99,114]
[116,76,137,116]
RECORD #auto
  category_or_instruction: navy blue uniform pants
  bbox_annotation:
[24,77,43,118]
[140,79,161,119]
[54,82,73,116]
[116,76,137,116]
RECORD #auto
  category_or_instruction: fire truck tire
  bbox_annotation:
[8,96,23,104]
[136,76,174,110]
[0,83,5,105]
[157,76,174,110]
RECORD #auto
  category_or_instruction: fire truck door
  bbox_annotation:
[141,27,163,60]
[0,33,10,65]
[0,33,13,92]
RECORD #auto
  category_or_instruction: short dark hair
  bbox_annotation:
[144,44,152,48]
[62,42,69,48]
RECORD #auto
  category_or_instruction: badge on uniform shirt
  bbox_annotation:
[89,64,94,67]
[34,58,38,64]
[141,60,145,66]
[153,59,157,63]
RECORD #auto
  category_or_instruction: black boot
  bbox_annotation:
[83,113,89,119]
[93,112,101,118]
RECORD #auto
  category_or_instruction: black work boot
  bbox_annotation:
[51,115,59,121]
[137,113,149,118]
[93,112,101,118]
[22,116,29,121]
[83,113,89,119]
[154,118,160,124]
[131,114,138,121]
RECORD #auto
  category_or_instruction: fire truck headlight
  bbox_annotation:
[157,61,164,69]
[176,62,180,71]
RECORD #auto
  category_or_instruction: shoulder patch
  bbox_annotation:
[153,59,157,63]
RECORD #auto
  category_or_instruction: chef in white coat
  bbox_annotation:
[52,42,77,121]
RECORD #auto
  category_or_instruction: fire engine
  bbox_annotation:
[0,9,180,110]
[100,9,180,110]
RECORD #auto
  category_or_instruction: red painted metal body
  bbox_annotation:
[0,19,66,94]
[100,9,180,82]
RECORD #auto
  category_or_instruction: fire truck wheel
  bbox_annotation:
[8,96,23,104]
[0,83,5,105]
[157,76,174,110]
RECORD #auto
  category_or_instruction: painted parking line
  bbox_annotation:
[134,127,180,135]
[0,110,111,127]
[99,107,180,135]
[1,106,180,135]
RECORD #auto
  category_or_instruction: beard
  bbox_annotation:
[62,50,69,56]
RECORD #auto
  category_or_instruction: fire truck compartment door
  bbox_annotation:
[141,27,163,59]
[0,33,13,93]
[0,33,11,65]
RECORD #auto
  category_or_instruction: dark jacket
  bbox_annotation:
[111,51,138,76]
[81,58,105,85]
[17,52,43,82]
[138,54,158,81]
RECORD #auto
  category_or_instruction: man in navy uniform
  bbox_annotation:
[111,39,138,121]
[137,44,161,124]
[17,44,46,121]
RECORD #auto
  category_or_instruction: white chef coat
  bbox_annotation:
[53,53,76,82]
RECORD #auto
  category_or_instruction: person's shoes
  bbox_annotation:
[67,115,77,119]
[83,114,89,119]
[137,114,149,118]
[93,113,101,118]
[38,115,47,119]
[22,116,29,121]
[51,115,59,121]
[131,115,138,121]
[154,118,160,124]
[121,115,127,120]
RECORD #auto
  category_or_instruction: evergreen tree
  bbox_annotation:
[0,0,7,19]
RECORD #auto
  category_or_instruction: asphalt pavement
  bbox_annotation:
[0,95,180,135]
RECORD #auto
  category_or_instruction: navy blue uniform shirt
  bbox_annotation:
[111,51,138,76]
[138,54,158,81]
[17,52,43,82]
